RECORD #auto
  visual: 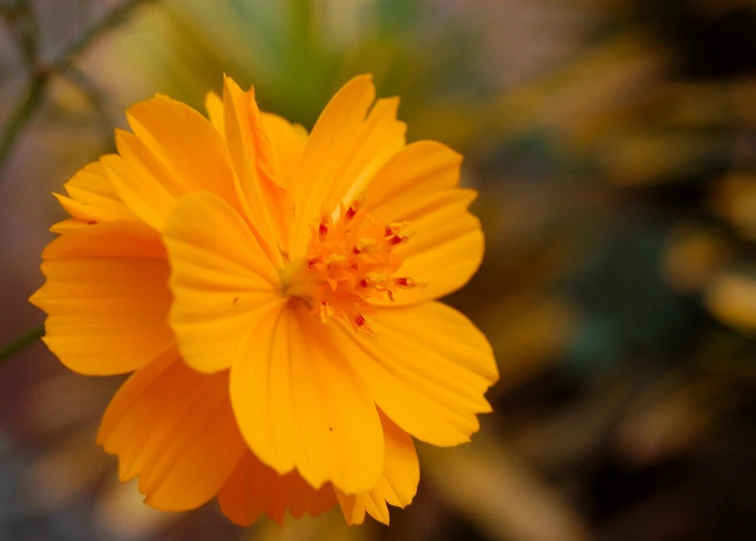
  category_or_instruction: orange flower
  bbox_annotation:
[30,74,499,525]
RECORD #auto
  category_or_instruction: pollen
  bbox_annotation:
[286,199,424,331]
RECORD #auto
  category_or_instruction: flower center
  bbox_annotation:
[282,198,424,332]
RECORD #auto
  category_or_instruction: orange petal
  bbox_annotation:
[205,90,225,134]
[290,75,406,256]
[217,452,337,526]
[121,94,241,226]
[364,412,419,524]
[55,161,138,224]
[98,349,247,511]
[261,112,308,192]
[101,143,176,231]
[223,76,293,265]
[49,218,88,233]
[336,411,420,526]
[330,302,498,446]
[230,300,384,494]
[336,97,407,210]
[29,222,173,375]
[386,191,482,305]
[335,490,367,526]
[365,141,483,305]
[162,191,283,373]
[366,140,462,209]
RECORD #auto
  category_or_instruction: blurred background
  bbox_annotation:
[3,0,756,539]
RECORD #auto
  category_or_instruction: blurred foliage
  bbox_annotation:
[4,0,756,540]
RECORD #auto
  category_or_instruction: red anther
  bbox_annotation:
[300,209,422,331]
[345,194,365,222]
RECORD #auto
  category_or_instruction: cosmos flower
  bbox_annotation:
[30,74,499,525]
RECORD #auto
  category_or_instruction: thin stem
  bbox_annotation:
[0,78,46,170]
[62,64,115,132]
[49,0,153,70]
[0,0,155,176]
[0,324,43,367]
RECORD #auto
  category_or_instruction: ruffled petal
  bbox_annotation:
[364,141,483,305]
[29,222,173,375]
[217,452,337,526]
[115,94,241,227]
[336,490,367,526]
[54,161,138,224]
[336,411,420,526]
[364,412,419,524]
[162,191,282,373]
[97,349,247,511]
[290,75,406,256]
[101,144,176,231]
[330,302,498,446]
[209,88,308,193]
[230,299,384,495]
[223,76,293,265]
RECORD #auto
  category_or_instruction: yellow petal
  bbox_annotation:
[110,126,241,231]
[162,191,282,373]
[330,302,498,446]
[101,140,177,230]
[364,412,419,524]
[230,299,384,494]
[365,141,483,305]
[49,218,88,233]
[335,490,367,526]
[261,112,308,191]
[290,75,406,256]
[98,349,247,512]
[217,453,337,526]
[366,140,462,209]
[337,97,407,209]
[55,161,137,224]
[388,192,482,305]
[338,411,420,526]
[205,90,224,134]
[29,222,172,375]
[223,76,292,265]
[123,94,241,224]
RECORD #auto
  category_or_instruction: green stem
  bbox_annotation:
[49,0,154,70]
[0,0,155,176]
[0,78,47,170]
[0,324,44,367]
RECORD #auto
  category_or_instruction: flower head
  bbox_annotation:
[30,74,499,525]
